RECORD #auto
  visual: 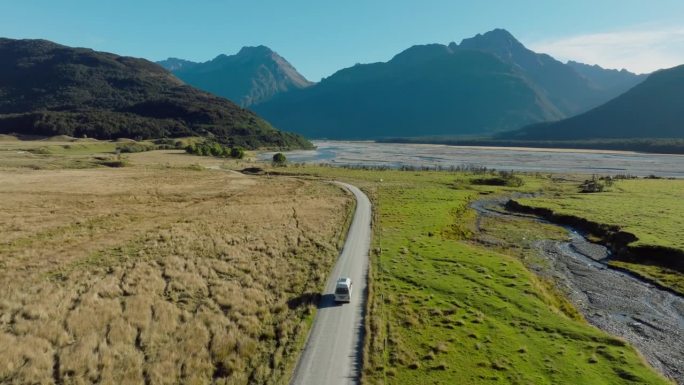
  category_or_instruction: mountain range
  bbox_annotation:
[0,38,311,149]
[255,44,564,139]
[248,29,645,139]
[3,30,677,146]
[159,29,646,140]
[566,61,648,97]
[158,46,312,107]
[503,64,684,140]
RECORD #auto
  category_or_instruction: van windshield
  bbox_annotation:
[335,287,349,295]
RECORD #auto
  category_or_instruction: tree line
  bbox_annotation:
[185,140,245,159]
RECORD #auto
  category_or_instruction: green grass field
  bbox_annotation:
[516,179,684,251]
[516,178,684,294]
[287,166,671,385]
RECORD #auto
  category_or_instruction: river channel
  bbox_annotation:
[470,197,684,383]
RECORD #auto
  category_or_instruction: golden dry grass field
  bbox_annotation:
[0,144,352,385]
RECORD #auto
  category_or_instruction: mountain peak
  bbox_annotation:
[159,45,311,107]
[457,29,647,116]
[390,44,452,66]
[483,28,516,39]
[458,28,525,53]
[236,45,275,57]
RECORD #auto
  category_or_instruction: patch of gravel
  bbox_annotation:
[539,237,684,383]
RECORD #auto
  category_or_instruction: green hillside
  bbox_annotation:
[0,38,311,150]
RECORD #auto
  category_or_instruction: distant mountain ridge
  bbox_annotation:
[254,44,565,139]
[252,29,645,139]
[157,57,198,72]
[501,64,684,140]
[566,60,647,97]
[0,38,311,149]
[159,46,312,107]
[457,29,641,115]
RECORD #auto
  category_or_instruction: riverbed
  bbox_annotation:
[471,197,684,383]
[261,141,684,177]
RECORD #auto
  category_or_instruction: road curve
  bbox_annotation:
[290,182,372,385]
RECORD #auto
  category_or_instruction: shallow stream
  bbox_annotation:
[471,197,684,383]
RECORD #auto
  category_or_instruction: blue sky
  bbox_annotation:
[2,1,684,80]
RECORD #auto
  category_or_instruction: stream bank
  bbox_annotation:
[470,197,684,384]
[506,199,684,276]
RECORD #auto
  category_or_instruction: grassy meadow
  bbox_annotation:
[516,179,684,251]
[516,178,684,294]
[283,166,672,385]
[0,143,352,385]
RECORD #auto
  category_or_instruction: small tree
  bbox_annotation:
[272,152,287,167]
[230,147,245,159]
[210,142,224,157]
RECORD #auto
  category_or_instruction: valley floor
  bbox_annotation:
[0,140,681,385]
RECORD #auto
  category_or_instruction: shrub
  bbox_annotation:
[272,152,287,167]
[116,142,154,153]
[153,138,175,146]
[98,159,128,168]
[579,175,606,193]
[230,147,245,159]
[210,142,224,157]
[471,171,524,187]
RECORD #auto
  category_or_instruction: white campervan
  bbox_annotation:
[334,277,353,303]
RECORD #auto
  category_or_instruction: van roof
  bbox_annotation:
[336,277,351,285]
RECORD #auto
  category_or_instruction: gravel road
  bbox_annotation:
[289,182,371,385]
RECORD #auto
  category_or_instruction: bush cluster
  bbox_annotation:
[272,152,287,166]
[185,140,245,159]
[153,138,186,150]
[116,142,155,153]
[471,170,524,187]
[579,175,614,193]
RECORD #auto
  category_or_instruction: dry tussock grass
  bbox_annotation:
[0,160,350,384]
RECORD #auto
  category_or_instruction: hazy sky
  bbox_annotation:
[2,1,684,80]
